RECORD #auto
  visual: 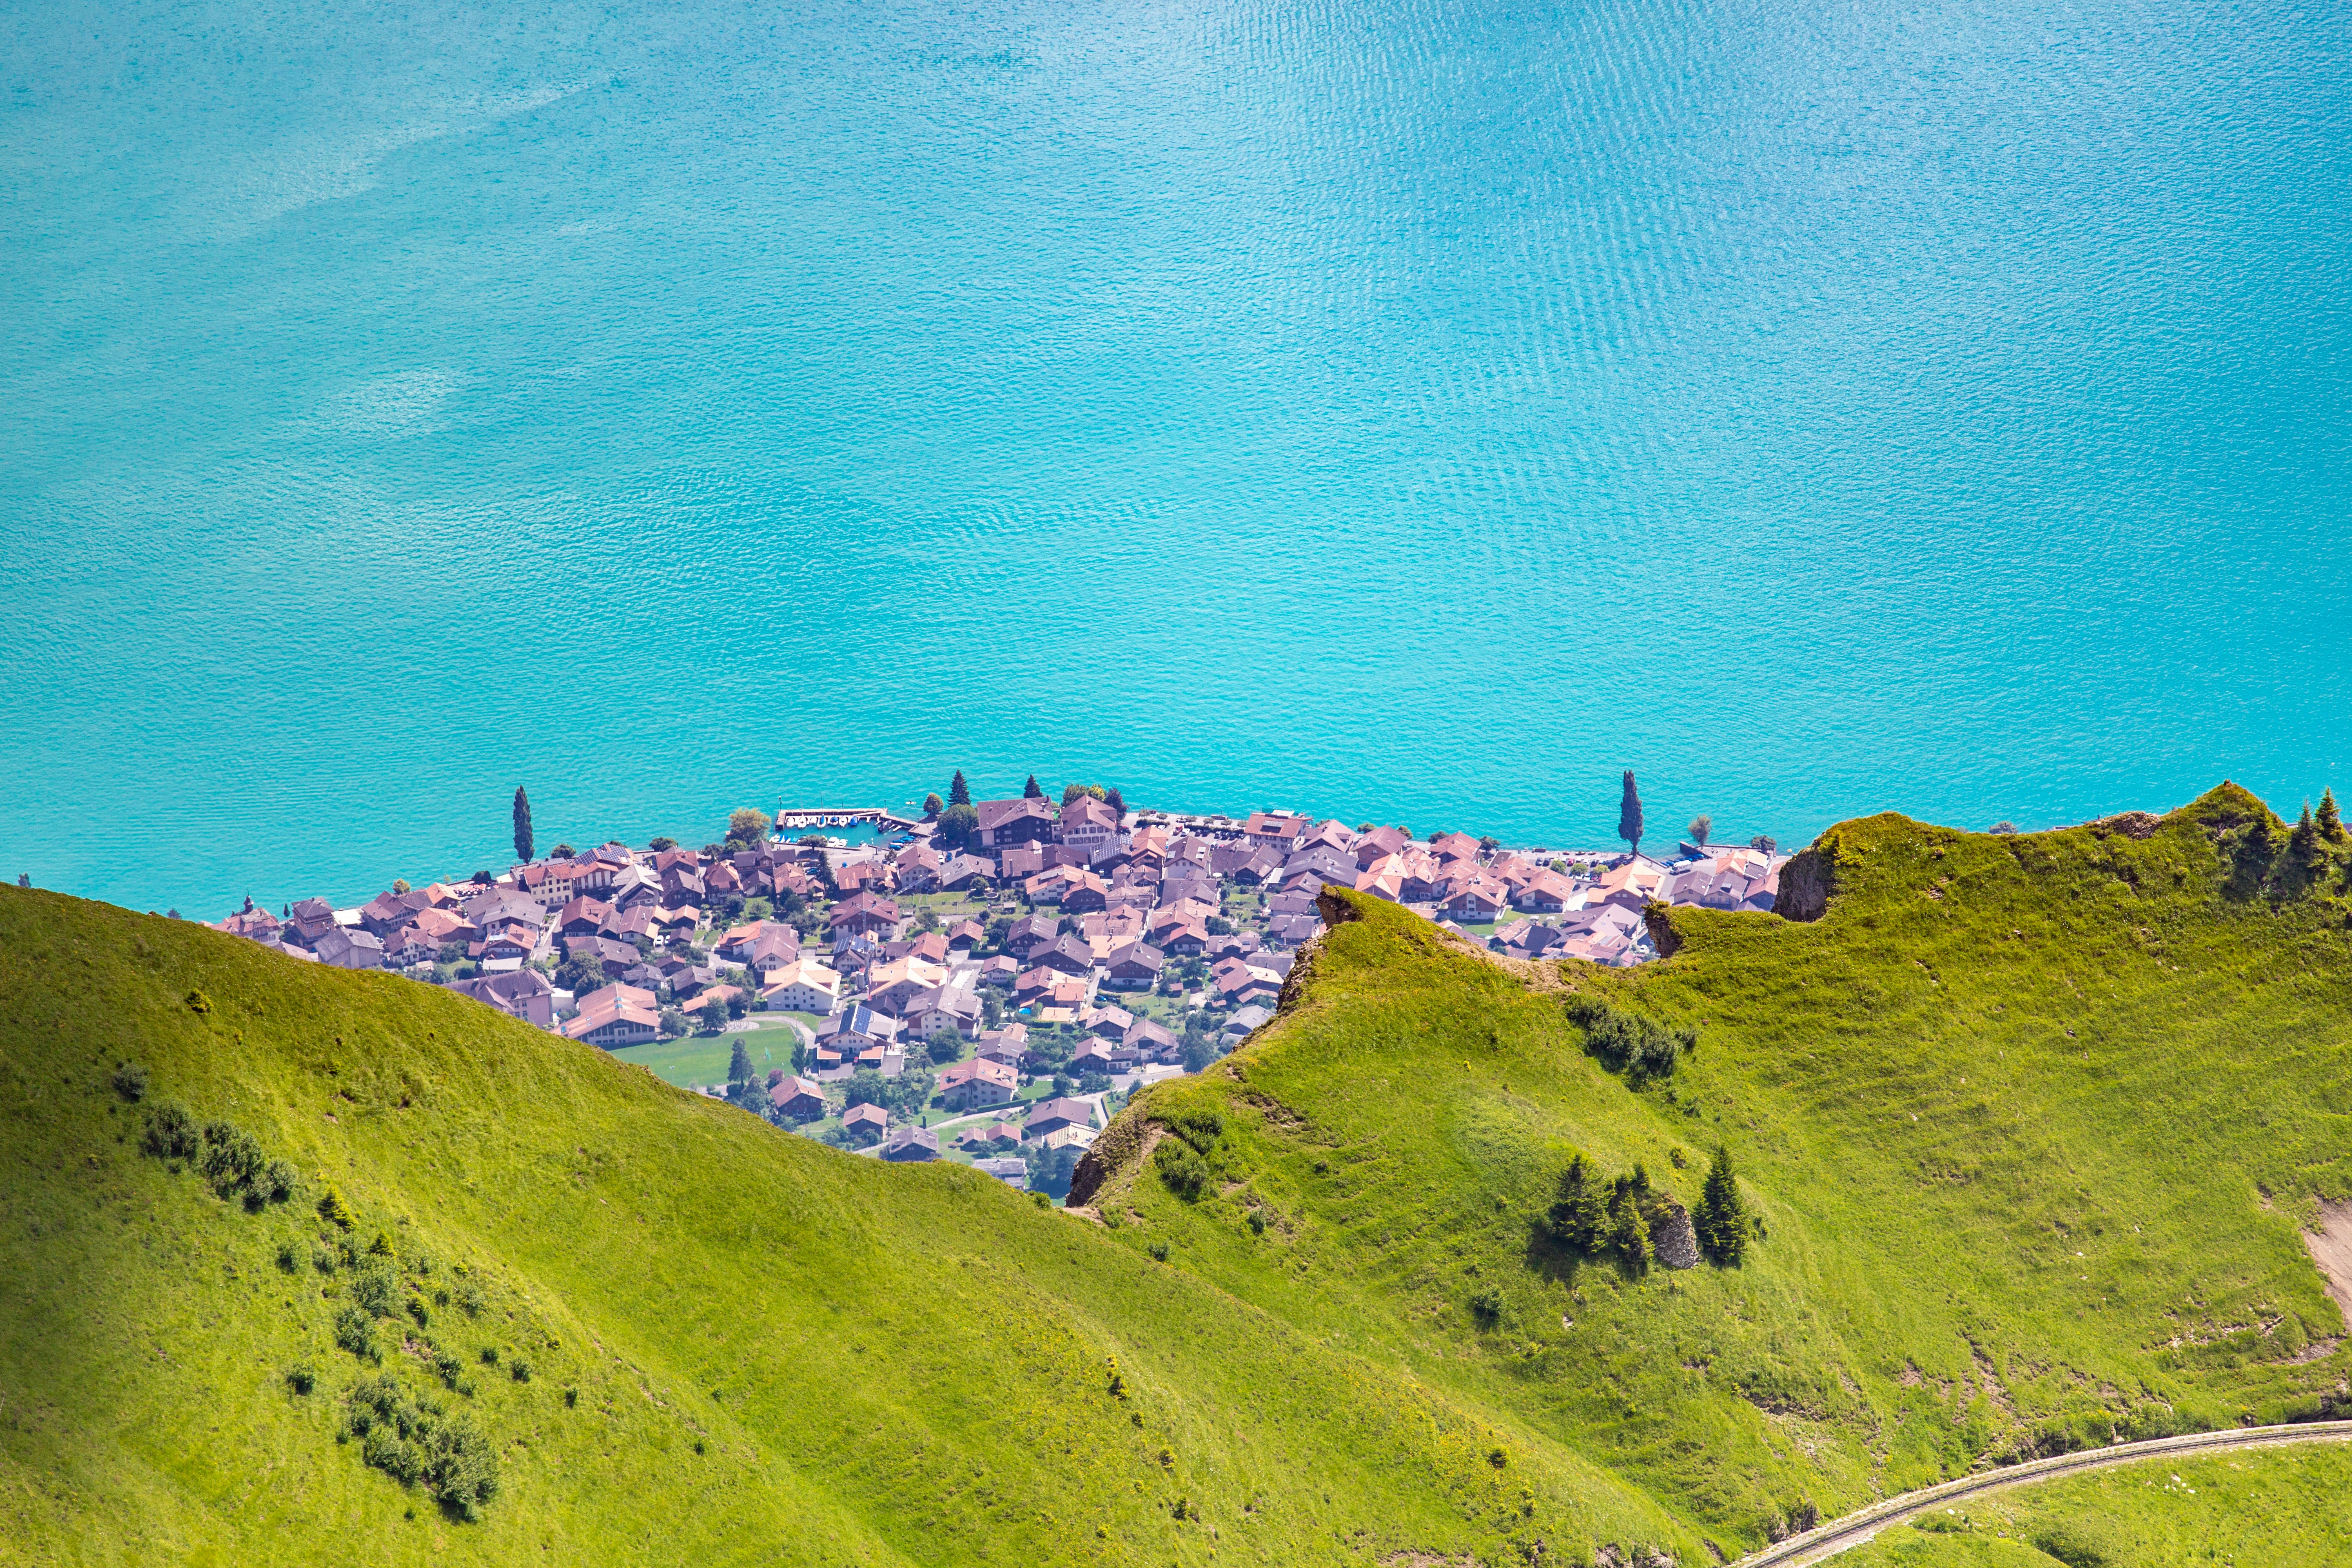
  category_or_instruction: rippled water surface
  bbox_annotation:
[3,0,2347,913]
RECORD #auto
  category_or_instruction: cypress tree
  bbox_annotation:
[1105,786,1126,819]
[727,1040,754,1086]
[512,787,534,864]
[2320,788,2346,844]
[1023,775,1044,800]
[1617,771,1644,856]
[949,771,971,807]
[1693,1146,1748,1265]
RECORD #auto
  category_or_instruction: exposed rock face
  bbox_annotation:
[1652,1202,1699,1270]
[1775,844,1837,922]
[1641,900,1682,958]
[2092,811,2162,840]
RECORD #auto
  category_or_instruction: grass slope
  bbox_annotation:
[1838,1443,2352,1566]
[1078,787,2352,1552]
[3,784,2348,1565]
[0,889,1679,1568]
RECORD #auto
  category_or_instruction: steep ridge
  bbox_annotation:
[1074,786,2352,1551]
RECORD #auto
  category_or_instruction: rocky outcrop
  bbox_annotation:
[1652,1202,1699,1270]
[1774,842,1838,922]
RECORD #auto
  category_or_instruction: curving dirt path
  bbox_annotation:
[1732,1420,2352,1566]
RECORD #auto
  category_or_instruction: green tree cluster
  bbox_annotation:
[1564,996,1692,1082]
[726,808,772,847]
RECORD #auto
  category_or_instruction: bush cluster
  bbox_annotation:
[344,1374,500,1519]
[140,1105,298,1208]
[1564,998,1694,1083]
[1153,1110,1228,1202]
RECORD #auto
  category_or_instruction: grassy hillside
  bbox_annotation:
[1838,1443,2352,1566]
[0,887,1684,1567]
[2,783,2348,1565]
[1076,786,2352,1549]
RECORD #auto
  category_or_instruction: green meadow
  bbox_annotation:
[0,783,2346,1565]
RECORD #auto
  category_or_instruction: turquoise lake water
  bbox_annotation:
[4,0,2347,916]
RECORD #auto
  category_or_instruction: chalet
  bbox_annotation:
[1056,795,1121,852]
[1103,940,1165,990]
[975,1025,1029,1067]
[880,1127,940,1163]
[1515,873,1578,914]
[563,986,661,1047]
[1003,915,1062,961]
[1230,849,1286,886]
[902,985,982,1042]
[286,896,339,946]
[842,1102,889,1146]
[1282,845,1355,886]
[973,1156,1029,1189]
[1298,820,1355,857]
[1267,911,1321,944]
[557,896,613,937]
[976,954,1020,987]
[214,904,283,943]
[1492,919,1567,961]
[828,891,902,938]
[1124,1018,1178,1060]
[771,1076,828,1121]
[382,925,438,968]
[997,844,1046,880]
[704,861,742,897]
[358,887,432,937]
[1437,880,1508,924]
[938,1056,1019,1112]
[1243,811,1312,851]
[946,919,985,953]
[1061,872,1111,914]
[1428,831,1483,863]
[565,934,639,977]
[762,958,841,1015]
[935,854,996,891]
[608,865,663,910]
[1022,1097,1095,1140]
[1088,842,1133,874]
[717,919,793,963]
[1085,1004,1135,1039]
[1222,1002,1274,1042]
[820,1004,903,1056]
[315,927,385,970]
[1031,933,1094,978]
[890,845,942,892]
[1125,826,1170,871]
[975,797,1058,849]
[450,969,557,1029]
[1352,825,1410,868]
[836,860,891,895]
[475,925,539,964]
[1211,957,1281,1005]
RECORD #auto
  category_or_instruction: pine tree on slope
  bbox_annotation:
[1693,1146,1749,1266]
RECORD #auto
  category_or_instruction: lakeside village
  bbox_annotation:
[199,774,1786,1200]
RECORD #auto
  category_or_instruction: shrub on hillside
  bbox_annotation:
[345,1373,501,1518]
[334,1306,379,1361]
[142,1103,199,1160]
[1164,1109,1225,1154]
[350,1260,401,1319]
[111,1061,148,1102]
[1546,1155,1606,1253]
[1154,1139,1210,1202]
[199,1120,266,1199]
[1564,997,1693,1083]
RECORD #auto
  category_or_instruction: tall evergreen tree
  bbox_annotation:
[512,787,534,864]
[1547,1154,1607,1253]
[2318,788,2345,845]
[1105,786,1126,819]
[949,770,971,807]
[2289,803,2324,879]
[1023,775,1044,800]
[1617,771,1644,855]
[728,1040,755,1086]
[1693,1146,1748,1265]
[1606,1186,1652,1274]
